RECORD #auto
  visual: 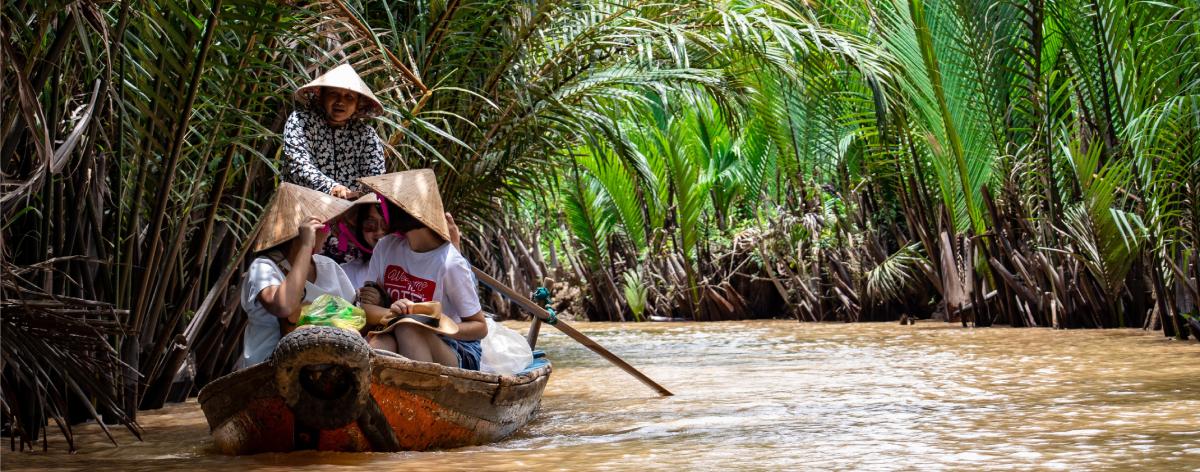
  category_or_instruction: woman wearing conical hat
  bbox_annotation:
[283,63,386,201]
[356,170,488,371]
[238,183,358,368]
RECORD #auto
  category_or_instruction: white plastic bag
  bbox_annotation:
[479,318,534,375]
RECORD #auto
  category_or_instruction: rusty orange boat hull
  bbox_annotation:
[197,350,551,454]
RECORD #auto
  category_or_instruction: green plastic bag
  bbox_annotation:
[297,294,366,332]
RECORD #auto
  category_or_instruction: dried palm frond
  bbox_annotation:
[1,262,142,452]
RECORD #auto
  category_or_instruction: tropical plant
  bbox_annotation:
[621,269,648,322]
[5,0,1199,452]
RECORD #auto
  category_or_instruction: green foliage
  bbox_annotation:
[5,0,1199,449]
[865,243,929,303]
[577,145,649,252]
[1059,138,1147,299]
[622,270,648,322]
[875,0,996,234]
[545,0,1197,326]
[562,166,615,272]
[3,0,317,447]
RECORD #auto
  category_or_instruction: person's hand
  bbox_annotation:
[445,212,462,250]
[358,285,382,306]
[330,184,354,199]
[287,305,304,324]
[296,216,323,249]
[389,298,416,315]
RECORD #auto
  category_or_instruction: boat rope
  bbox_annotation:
[532,286,557,325]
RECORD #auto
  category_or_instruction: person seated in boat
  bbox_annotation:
[336,194,387,288]
[356,170,488,370]
[338,193,464,288]
[238,183,357,368]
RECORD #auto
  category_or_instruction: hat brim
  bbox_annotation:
[294,64,385,118]
[350,193,380,206]
[252,183,356,253]
[358,170,452,242]
[369,301,459,337]
[328,193,380,224]
[295,85,384,118]
[369,313,459,337]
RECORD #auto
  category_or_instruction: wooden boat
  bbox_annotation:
[197,326,551,454]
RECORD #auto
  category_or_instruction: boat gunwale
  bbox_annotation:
[370,350,551,387]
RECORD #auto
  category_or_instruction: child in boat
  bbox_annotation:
[338,193,463,288]
[337,194,388,288]
[238,183,357,368]
[357,170,488,370]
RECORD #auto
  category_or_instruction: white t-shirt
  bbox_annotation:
[341,258,370,289]
[239,253,356,368]
[365,235,481,323]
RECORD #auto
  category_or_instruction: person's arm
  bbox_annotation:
[445,212,462,251]
[358,129,386,190]
[452,311,488,341]
[258,217,320,320]
[242,259,284,314]
[283,110,341,194]
[443,256,486,341]
[362,302,393,327]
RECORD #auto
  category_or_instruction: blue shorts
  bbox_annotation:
[440,336,482,371]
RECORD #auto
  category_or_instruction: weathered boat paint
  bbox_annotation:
[198,351,551,454]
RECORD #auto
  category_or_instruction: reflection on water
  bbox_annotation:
[3,321,1198,471]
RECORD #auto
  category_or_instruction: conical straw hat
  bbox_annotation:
[350,192,379,207]
[294,63,384,118]
[358,169,451,242]
[253,183,356,253]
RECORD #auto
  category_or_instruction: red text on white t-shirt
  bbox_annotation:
[383,265,436,303]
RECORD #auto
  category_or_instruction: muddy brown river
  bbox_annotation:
[3,321,1198,471]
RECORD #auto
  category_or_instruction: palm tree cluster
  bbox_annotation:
[0,0,1195,451]
[545,0,1198,332]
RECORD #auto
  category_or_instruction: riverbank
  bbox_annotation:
[4,321,1197,471]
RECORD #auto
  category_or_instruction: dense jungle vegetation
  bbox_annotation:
[2,0,1197,451]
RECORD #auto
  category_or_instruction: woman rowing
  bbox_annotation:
[283,63,386,200]
[283,63,386,260]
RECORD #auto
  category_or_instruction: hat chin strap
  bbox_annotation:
[376,193,390,226]
[337,222,373,254]
[375,193,409,239]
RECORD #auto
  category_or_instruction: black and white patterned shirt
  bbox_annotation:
[282,107,385,193]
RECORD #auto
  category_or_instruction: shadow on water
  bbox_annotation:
[2,321,1198,471]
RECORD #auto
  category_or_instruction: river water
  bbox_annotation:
[3,321,1199,471]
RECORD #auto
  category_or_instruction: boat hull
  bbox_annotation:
[198,350,551,454]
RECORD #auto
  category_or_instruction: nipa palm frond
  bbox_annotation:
[865,243,929,302]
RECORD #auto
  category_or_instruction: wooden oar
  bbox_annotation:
[472,267,674,397]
